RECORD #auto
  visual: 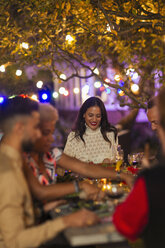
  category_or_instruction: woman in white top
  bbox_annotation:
[64,97,118,164]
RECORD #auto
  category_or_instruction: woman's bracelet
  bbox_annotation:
[73,180,80,193]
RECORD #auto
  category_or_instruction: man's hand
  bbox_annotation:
[79,181,105,201]
[120,173,134,188]
[63,208,100,228]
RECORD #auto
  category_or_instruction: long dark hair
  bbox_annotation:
[72,97,117,145]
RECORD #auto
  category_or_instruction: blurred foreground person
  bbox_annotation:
[0,96,99,248]
[113,87,165,248]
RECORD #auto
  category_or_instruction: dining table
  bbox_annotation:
[40,185,131,248]
[40,160,142,248]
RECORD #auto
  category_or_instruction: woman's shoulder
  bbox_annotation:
[67,131,76,140]
[106,130,116,137]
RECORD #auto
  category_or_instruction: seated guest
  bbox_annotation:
[24,102,133,204]
[113,86,165,248]
[0,96,99,248]
[64,96,118,164]
[24,103,105,208]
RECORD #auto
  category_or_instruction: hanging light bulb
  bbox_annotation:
[66,35,74,43]
[21,42,29,49]
[114,74,120,81]
[104,78,110,83]
[59,87,66,94]
[16,69,22,76]
[0,65,5,72]
[0,96,5,104]
[117,89,125,96]
[36,81,43,88]
[131,84,139,95]
[73,88,80,94]
[59,74,67,80]
[94,81,101,88]
[31,94,38,101]
[64,90,69,96]
[52,92,59,98]
[93,68,99,75]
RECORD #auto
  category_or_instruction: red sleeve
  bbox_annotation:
[112,177,148,241]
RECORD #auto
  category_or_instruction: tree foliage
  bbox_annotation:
[0,0,165,107]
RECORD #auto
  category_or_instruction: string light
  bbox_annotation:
[94,81,101,88]
[59,87,66,94]
[104,78,110,83]
[8,95,15,99]
[59,74,67,80]
[20,42,29,49]
[118,89,125,96]
[0,96,5,104]
[64,90,69,96]
[16,69,22,76]
[42,93,48,100]
[31,94,38,101]
[103,84,109,88]
[114,74,120,81]
[131,84,139,94]
[36,81,43,88]
[66,35,74,43]
[100,86,105,91]
[73,88,80,94]
[132,72,139,80]
[119,81,124,87]
[0,65,5,72]
[107,24,111,32]
[105,88,111,94]
[126,68,134,76]
[52,92,59,98]
[93,68,99,75]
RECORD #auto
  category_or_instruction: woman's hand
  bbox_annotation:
[79,181,105,201]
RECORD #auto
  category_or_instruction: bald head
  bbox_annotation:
[39,103,59,124]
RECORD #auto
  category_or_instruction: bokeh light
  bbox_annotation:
[36,81,43,89]
[59,87,66,94]
[59,74,67,80]
[131,84,139,94]
[114,74,120,81]
[21,42,29,49]
[73,88,80,94]
[52,92,59,98]
[94,81,101,88]
[16,69,22,76]
[0,96,5,104]
[0,65,5,72]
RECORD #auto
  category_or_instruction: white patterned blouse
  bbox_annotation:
[64,126,118,164]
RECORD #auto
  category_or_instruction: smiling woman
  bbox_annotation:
[64,97,118,164]
[24,103,61,185]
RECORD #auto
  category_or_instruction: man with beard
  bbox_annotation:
[0,96,99,248]
[146,97,163,163]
